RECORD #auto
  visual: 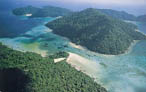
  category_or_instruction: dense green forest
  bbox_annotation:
[0,43,107,92]
[46,8,146,55]
[95,9,146,22]
[137,15,146,22]
[13,5,72,18]
[97,9,136,21]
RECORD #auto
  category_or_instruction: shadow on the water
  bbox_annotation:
[0,68,29,92]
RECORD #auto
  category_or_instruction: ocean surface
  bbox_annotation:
[0,9,146,92]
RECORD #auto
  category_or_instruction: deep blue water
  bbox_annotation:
[0,11,53,38]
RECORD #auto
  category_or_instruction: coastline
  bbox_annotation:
[66,52,100,79]
[0,38,47,57]
[65,40,139,91]
[69,42,86,50]
[66,52,108,90]
[135,29,146,36]
[54,58,65,63]
[123,40,139,55]
[69,40,139,57]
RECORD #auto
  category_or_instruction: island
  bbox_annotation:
[12,5,72,18]
[97,9,136,21]
[46,8,146,55]
[137,15,146,22]
[0,43,107,92]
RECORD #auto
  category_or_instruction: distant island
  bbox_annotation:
[0,43,107,92]
[97,9,136,21]
[46,8,146,55]
[96,9,146,22]
[137,15,146,22]
[12,5,72,18]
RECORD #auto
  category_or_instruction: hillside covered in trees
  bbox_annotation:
[96,9,146,22]
[137,15,146,22]
[12,5,72,18]
[97,9,136,21]
[0,43,107,92]
[46,8,146,55]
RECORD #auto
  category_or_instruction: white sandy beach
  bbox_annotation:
[25,14,32,16]
[69,42,86,50]
[69,39,139,58]
[54,58,65,63]
[66,52,100,79]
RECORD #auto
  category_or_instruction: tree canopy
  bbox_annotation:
[46,8,146,55]
[137,15,146,22]
[0,43,107,92]
[12,5,72,18]
[97,9,136,21]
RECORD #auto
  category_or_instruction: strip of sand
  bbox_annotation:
[66,52,100,79]
[69,42,85,50]
[25,14,32,16]
[54,58,65,63]
[69,40,139,58]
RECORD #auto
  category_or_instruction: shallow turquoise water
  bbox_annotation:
[93,41,146,92]
[0,12,146,92]
[86,21,146,92]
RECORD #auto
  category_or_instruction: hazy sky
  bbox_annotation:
[40,0,146,6]
[1,0,146,15]
[31,0,146,15]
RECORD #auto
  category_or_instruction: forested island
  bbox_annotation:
[137,15,146,22]
[96,9,146,22]
[0,43,107,92]
[46,8,146,55]
[12,5,72,18]
[97,9,136,21]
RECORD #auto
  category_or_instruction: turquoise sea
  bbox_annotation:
[0,10,146,92]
